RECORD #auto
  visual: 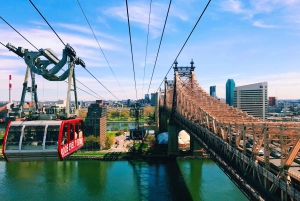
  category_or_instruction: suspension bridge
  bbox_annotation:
[157,60,300,201]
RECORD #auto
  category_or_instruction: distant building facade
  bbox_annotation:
[210,86,216,98]
[226,79,235,106]
[85,100,107,149]
[269,97,276,106]
[150,93,156,106]
[144,94,150,104]
[127,99,131,107]
[234,82,268,120]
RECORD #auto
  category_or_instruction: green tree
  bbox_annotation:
[145,134,156,146]
[105,136,115,149]
[111,111,120,119]
[85,135,100,150]
[116,130,124,136]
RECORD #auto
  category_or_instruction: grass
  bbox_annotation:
[72,152,107,156]
[106,131,118,137]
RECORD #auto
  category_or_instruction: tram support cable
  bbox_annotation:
[1,17,104,100]
[126,0,138,100]
[28,0,120,101]
[29,0,65,46]
[147,0,172,94]
[0,16,39,51]
[142,0,152,96]
[76,0,127,99]
[156,0,211,92]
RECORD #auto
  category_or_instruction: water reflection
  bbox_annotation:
[77,161,113,196]
[0,160,247,201]
[129,160,193,201]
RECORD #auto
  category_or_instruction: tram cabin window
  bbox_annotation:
[21,126,44,150]
[6,126,22,150]
[62,124,68,146]
[75,122,80,139]
[70,124,75,141]
[45,125,60,149]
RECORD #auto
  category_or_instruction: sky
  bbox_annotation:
[0,0,300,102]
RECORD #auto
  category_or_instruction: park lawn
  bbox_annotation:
[72,152,107,156]
[106,131,117,137]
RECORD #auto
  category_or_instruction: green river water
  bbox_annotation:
[0,160,247,201]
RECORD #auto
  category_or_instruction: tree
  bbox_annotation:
[143,106,154,118]
[120,111,129,118]
[85,135,100,150]
[124,126,129,132]
[105,136,115,149]
[111,111,120,119]
[145,134,156,146]
[78,109,87,118]
[116,130,124,136]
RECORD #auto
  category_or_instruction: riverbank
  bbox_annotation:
[0,152,211,161]
[66,152,211,161]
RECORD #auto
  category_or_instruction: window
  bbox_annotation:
[6,126,22,150]
[62,124,68,146]
[21,126,45,150]
[45,125,60,149]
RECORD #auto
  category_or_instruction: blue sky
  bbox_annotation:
[0,0,300,101]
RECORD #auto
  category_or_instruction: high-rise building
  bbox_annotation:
[234,82,268,120]
[150,93,156,106]
[144,94,150,104]
[210,86,216,98]
[127,99,131,107]
[226,79,235,106]
[269,97,276,106]
[85,100,107,149]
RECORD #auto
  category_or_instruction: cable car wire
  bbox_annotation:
[76,0,128,99]
[147,0,172,94]
[0,18,104,100]
[125,0,138,100]
[85,68,120,101]
[0,16,39,51]
[142,0,152,97]
[29,0,120,101]
[156,0,211,92]
[29,0,65,46]
[0,41,6,47]
[72,82,104,100]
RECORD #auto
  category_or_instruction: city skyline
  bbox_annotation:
[0,0,300,101]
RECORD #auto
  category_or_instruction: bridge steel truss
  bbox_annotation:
[160,61,300,201]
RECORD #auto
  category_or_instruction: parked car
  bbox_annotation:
[258,149,264,156]
[270,150,281,158]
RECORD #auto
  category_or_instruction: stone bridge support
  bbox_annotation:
[159,110,168,133]
[168,120,180,156]
[190,134,203,156]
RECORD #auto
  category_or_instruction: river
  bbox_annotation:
[0,160,247,201]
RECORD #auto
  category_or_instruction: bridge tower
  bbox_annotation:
[165,60,202,156]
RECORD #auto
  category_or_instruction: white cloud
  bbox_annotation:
[103,2,188,38]
[220,0,300,28]
[253,20,277,28]
[221,0,244,14]
[57,23,123,42]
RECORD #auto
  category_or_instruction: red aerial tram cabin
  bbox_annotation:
[2,118,85,162]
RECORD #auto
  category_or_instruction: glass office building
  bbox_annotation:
[226,79,235,106]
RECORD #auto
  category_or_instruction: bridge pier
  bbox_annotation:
[159,111,168,133]
[190,134,203,156]
[168,120,179,156]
